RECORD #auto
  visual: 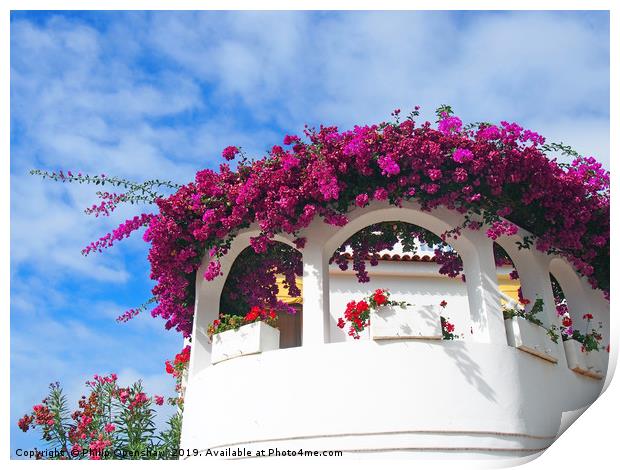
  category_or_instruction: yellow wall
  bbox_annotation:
[276,273,521,305]
[498,274,521,304]
[276,275,302,304]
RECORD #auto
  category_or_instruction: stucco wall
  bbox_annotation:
[329,263,472,342]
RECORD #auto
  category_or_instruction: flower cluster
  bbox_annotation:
[337,289,409,339]
[562,313,604,352]
[206,306,278,341]
[17,374,182,460]
[165,345,191,405]
[165,345,191,379]
[38,106,609,338]
[439,300,461,340]
[82,213,154,255]
[84,192,126,217]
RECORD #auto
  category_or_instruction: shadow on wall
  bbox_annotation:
[440,341,498,403]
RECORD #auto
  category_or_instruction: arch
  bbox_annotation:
[492,230,558,331]
[548,256,610,379]
[317,201,475,257]
[297,201,506,345]
[549,257,592,333]
[327,220,472,343]
[492,242,521,308]
[189,226,298,377]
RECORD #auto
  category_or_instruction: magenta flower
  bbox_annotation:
[452,148,474,163]
[221,146,239,161]
[438,113,463,135]
[378,156,400,176]
[373,187,388,201]
[355,193,369,207]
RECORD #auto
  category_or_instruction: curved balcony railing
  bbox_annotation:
[180,201,609,458]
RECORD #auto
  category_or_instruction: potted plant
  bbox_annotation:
[503,297,559,363]
[562,313,604,379]
[206,306,280,364]
[337,289,444,340]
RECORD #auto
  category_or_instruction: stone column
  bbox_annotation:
[461,233,507,344]
[302,241,331,345]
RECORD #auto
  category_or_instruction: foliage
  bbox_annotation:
[337,289,409,339]
[32,106,610,337]
[219,244,302,317]
[563,314,604,352]
[206,306,278,341]
[164,345,190,407]
[439,300,461,340]
[17,374,183,460]
[502,297,545,327]
[552,281,608,352]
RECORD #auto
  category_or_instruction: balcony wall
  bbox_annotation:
[181,339,604,458]
[180,200,610,460]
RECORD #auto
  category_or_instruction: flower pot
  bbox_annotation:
[211,321,280,365]
[370,304,442,340]
[563,339,604,379]
[504,317,558,363]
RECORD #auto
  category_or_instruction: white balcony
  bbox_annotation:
[180,201,609,460]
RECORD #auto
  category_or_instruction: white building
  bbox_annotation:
[180,201,609,461]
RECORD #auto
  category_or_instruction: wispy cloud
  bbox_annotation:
[10,10,609,456]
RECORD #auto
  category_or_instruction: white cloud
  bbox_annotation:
[10,10,609,454]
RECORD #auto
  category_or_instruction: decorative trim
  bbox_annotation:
[199,428,557,453]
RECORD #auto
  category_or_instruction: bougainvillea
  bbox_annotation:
[33,106,610,338]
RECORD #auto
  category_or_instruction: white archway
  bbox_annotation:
[297,200,506,346]
[189,228,298,377]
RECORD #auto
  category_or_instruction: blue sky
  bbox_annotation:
[10,10,610,456]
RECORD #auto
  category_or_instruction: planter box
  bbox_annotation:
[563,339,604,379]
[504,317,558,363]
[370,304,442,340]
[211,321,280,365]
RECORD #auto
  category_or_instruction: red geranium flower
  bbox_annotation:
[373,289,388,306]
[244,306,261,322]
[440,300,448,308]
[356,300,369,313]
[583,313,593,320]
